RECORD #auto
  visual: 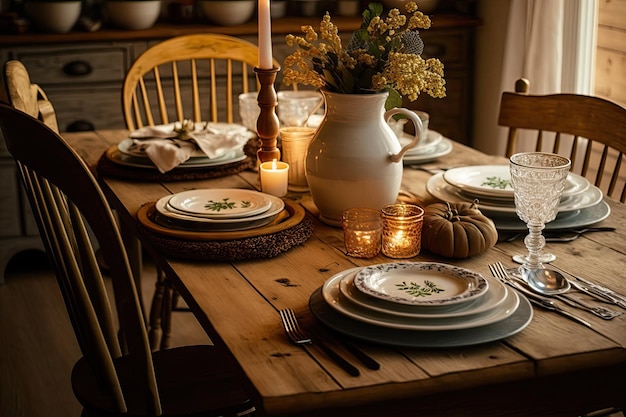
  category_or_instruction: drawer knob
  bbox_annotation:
[63,61,93,76]
[66,120,95,132]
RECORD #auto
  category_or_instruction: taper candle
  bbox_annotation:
[258,0,273,69]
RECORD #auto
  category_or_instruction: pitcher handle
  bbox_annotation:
[385,108,423,163]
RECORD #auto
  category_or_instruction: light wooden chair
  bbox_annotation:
[0,103,256,417]
[122,34,282,349]
[122,33,282,130]
[498,78,626,203]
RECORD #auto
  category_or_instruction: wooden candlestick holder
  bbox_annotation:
[254,67,281,163]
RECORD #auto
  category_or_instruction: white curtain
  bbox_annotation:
[472,0,595,156]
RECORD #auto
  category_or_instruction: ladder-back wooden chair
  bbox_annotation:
[498,78,626,203]
[122,34,282,349]
[0,103,255,417]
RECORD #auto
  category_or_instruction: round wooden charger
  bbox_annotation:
[137,199,305,241]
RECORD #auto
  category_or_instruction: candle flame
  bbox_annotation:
[272,158,277,170]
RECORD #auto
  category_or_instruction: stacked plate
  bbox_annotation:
[399,130,453,165]
[427,165,611,231]
[152,188,285,232]
[112,122,251,169]
[309,262,533,348]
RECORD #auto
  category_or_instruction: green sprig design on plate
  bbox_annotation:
[395,280,444,297]
[204,198,251,212]
[481,176,511,189]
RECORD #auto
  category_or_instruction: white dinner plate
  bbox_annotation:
[403,138,453,164]
[321,274,519,331]
[309,288,533,347]
[168,189,272,218]
[443,165,590,199]
[399,129,443,155]
[155,193,284,226]
[427,172,604,214]
[353,262,489,306]
[339,268,508,319]
[491,200,611,231]
[109,147,247,169]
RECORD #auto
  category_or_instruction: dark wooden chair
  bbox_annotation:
[0,103,256,417]
[498,78,626,203]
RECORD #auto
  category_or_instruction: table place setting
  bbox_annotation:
[135,188,314,261]
[119,120,255,172]
[308,261,534,348]
[98,120,257,181]
[426,163,612,233]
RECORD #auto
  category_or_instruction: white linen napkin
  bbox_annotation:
[129,122,253,173]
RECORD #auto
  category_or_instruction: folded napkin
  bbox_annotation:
[129,122,254,173]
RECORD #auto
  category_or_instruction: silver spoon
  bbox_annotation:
[519,266,571,295]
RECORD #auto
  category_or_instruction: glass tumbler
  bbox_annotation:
[341,208,383,258]
[381,203,424,259]
[280,126,316,191]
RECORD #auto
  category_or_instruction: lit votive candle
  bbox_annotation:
[260,159,289,197]
[381,203,424,259]
[341,208,383,258]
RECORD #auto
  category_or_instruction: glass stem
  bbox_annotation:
[524,222,546,269]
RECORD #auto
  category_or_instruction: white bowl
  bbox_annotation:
[106,0,161,30]
[24,1,82,34]
[199,1,256,26]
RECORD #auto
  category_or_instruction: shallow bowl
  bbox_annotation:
[24,1,81,33]
[199,0,256,26]
[106,0,161,30]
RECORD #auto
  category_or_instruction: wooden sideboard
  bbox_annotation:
[0,14,480,278]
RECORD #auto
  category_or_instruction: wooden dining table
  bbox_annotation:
[63,129,626,417]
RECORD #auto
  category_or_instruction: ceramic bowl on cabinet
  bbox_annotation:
[24,1,82,33]
[199,0,256,26]
[105,0,161,30]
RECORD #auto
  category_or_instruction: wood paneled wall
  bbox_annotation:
[595,0,626,107]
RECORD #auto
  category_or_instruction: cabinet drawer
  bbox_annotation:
[45,86,126,131]
[10,44,135,85]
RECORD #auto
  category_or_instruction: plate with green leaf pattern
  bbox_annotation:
[443,165,589,199]
[168,189,273,218]
[354,262,489,306]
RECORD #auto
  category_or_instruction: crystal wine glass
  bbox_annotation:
[509,152,571,290]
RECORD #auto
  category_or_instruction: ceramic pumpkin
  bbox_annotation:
[421,201,498,258]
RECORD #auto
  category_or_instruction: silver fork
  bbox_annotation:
[489,262,593,328]
[278,308,360,376]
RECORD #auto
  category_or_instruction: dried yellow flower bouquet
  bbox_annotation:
[283,2,446,109]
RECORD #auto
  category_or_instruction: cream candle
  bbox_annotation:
[260,159,289,197]
[258,0,273,69]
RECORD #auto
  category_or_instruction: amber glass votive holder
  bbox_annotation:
[341,208,383,258]
[381,203,424,259]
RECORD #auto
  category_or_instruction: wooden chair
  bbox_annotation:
[498,78,626,203]
[122,34,281,349]
[0,103,256,417]
[122,33,282,130]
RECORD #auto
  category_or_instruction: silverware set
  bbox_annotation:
[489,262,624,328]
[500,227,616,243]
[278,308,379,377]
